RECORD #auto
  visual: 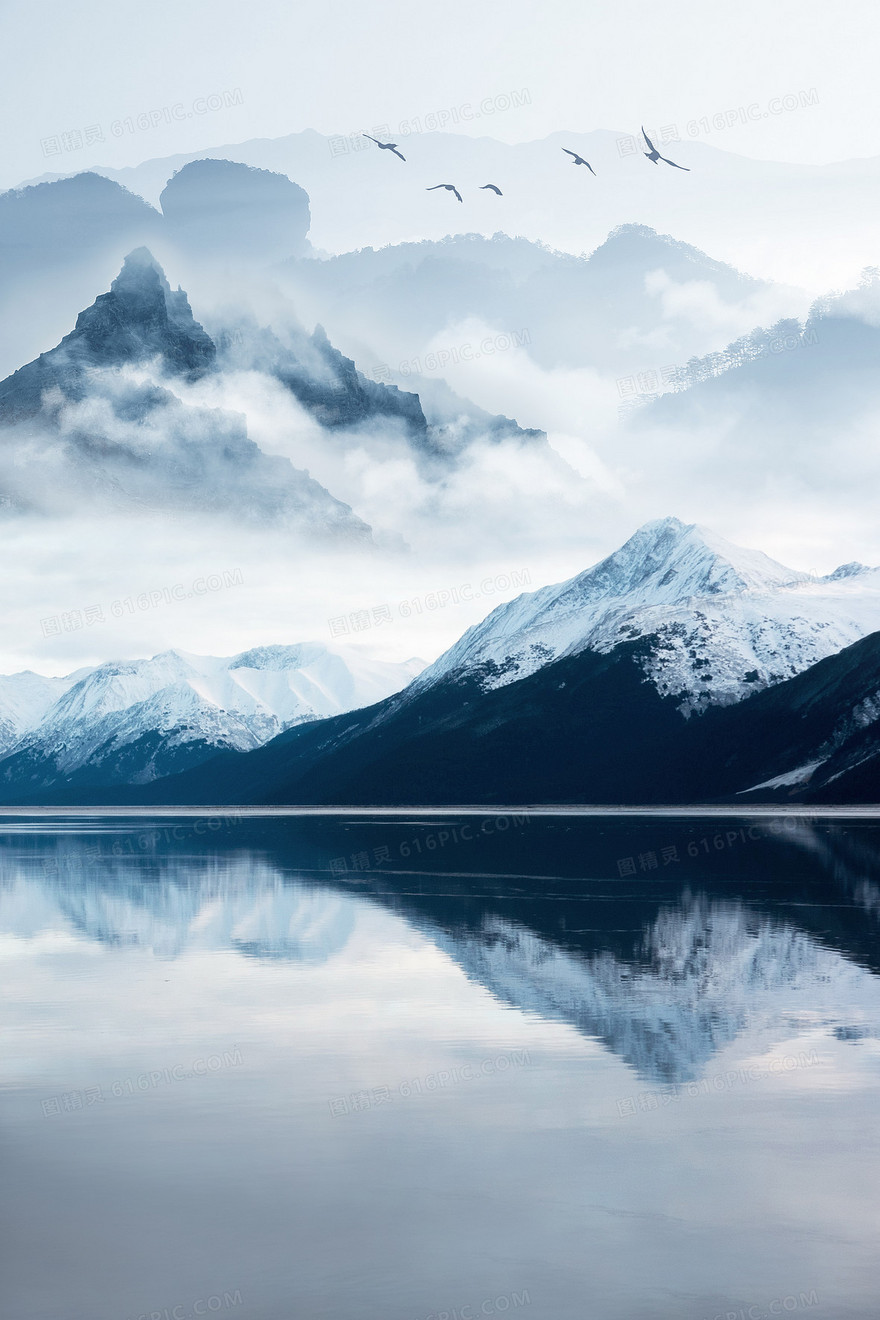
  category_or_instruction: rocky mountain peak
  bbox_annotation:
[68,246,216,375]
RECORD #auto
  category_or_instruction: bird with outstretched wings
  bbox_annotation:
[363,134,406,161]
[640,127,690,170]
[426,183,463,202]
[561,148,596,175]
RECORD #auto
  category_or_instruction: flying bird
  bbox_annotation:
[561,148,596,175]
[426,183,463,202]
[480,184,503,195]
[640,127,690,171]
[362,134,406,162]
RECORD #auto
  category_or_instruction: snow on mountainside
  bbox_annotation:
[0,670,86,755]
[0,644,424,788]
[418,517,880,712]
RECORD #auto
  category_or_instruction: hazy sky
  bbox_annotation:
[2,0,876,191]
[2,0,879,677]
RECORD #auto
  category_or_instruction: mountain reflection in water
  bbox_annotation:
[3,812,880,1320]
[3,812,880,1084]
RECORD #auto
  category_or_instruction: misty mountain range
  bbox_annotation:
[0,242,541,532]
[21,124,878,289]
[278,222,793,381]
[6,155,880,526]
[0,156,804,385]
[1,150,879,805]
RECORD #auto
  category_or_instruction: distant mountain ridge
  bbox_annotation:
[282,223,781,378]
[0,644,424,797]
[17,126,872,288]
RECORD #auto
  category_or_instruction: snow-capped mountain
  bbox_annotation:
[0,669,85,755]
[4,518,879,807]
[54,515,879,808]
[0,643,424,796]
[418,517,880,712]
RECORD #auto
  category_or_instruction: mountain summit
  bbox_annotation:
[545,516,807,603]
[71,246,217,374]
[0,247,215,424]
[419,517,880,710]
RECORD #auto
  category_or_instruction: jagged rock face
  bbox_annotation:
[216,320,539,461]
[217,317,431,442]
[160,158,311,261]
[0,249,377,533]
[0,247,215,424]
[299,326,430,436]
[69,247,216,374]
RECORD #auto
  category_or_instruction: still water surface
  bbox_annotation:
[2,811,879,1320]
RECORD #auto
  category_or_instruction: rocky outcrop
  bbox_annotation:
[0,247,215,423]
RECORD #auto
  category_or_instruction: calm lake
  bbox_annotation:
[2,810,879,1320]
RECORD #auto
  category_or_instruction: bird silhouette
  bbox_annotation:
[426,184,463,202]
[561,148,596,175]
[363,134,406,161]
[480,184,503,195]
[640,127,690,171]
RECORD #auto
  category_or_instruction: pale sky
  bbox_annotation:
[1,0,875,191]
[2,0,879,676]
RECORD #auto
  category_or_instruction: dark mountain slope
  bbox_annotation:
[90,629,880,809]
